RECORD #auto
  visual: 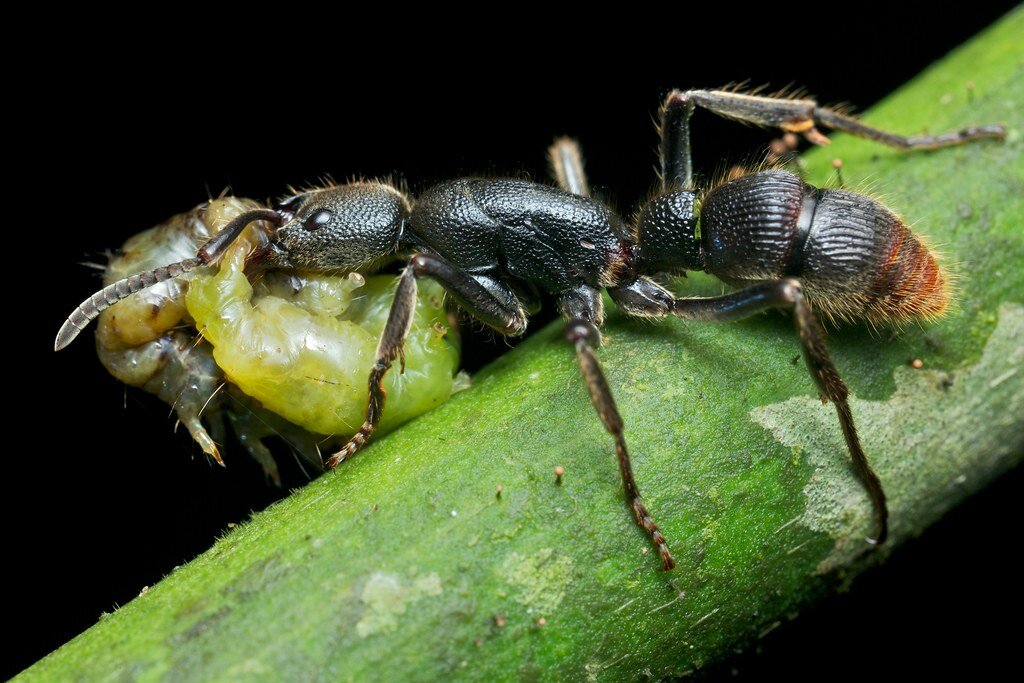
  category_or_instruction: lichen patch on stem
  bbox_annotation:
[498,548,574,616]
[355,571,443,638]
[754,303,1024,573]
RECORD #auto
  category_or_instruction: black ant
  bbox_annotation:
[56,88,1004,570]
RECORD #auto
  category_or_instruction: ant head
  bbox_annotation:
[265,182,410,273]
[54,183,411,351]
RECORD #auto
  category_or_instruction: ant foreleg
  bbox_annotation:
[326,254,528,469]
[408,256,530,337]
[548,137,590,197]
[560,286,676,570]
[610,276,888,544]
[325,265,417,469]
[659,88,1005,188]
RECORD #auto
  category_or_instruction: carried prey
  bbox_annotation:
[57,88,1003,569]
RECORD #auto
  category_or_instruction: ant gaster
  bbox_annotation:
[56,89,1004,570]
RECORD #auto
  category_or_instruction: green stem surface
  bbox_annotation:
[24,10,1023,681]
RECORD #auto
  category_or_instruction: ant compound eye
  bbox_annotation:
[304,209,333,232]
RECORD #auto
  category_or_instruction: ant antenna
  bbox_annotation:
[55,209,281,351]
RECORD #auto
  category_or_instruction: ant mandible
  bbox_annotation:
[56,88,1004,570]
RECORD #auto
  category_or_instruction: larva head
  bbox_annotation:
[265,182,410,273]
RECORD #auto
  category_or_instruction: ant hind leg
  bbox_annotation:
[658,88,1005,189]
[610,276,888,544]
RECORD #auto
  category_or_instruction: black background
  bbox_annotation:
[11,4,1022,679]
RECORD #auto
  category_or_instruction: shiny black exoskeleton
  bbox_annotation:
[57,87,1004,570]
[412,179,630,295]
[268,177,635,334]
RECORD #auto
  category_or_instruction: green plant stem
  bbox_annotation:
[22,10,1023,681]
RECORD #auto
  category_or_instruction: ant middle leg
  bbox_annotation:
[609,276,888,544]
[559,285,676,570]
[327,254,528,469]
[659,88,1005,188]
[548,137,591,197]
